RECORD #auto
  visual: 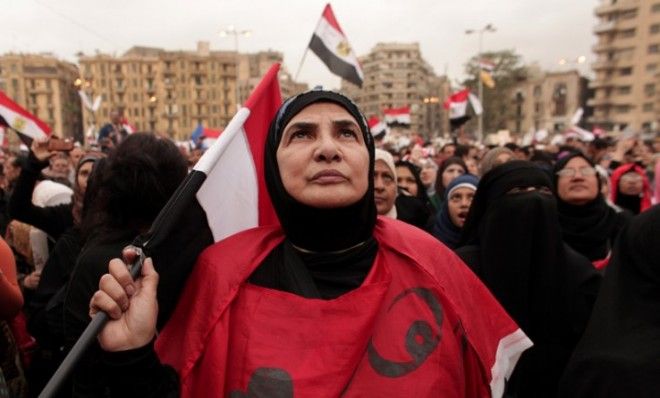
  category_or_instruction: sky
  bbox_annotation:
[0,0,598,90]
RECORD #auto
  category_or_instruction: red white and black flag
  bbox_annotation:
[138,64,281,324]
[308,4,364,87]
[384,106,411,127]
[367,116,387,140]
[0,89,51,143]
[443,89,482,129]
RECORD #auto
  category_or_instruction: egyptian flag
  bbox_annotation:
[137,64,281,326]
[120,118,136,135]
[444,89,482,129]
[0,89,51,144]
[309,4,364,87]
[368,116,387,140]
[384,107,411,127]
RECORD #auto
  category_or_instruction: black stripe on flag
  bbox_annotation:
[140,169,215,328]
[310,35,363,87]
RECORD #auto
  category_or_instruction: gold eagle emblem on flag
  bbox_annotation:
[12,117,26,132]
[336,41,352,57]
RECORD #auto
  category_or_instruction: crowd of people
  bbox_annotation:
[0,91,659,397]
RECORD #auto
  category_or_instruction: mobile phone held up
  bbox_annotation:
[47,138,74,152]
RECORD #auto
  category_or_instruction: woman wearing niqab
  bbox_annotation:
[89,91,532,398]
[558,204,660,397]
[455,161,601,398]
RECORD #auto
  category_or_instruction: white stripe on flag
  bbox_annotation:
[0,105,49,140]
[194,108,260,242]
[468,93,483,116]
[314,17,363,80]
[489,328,533,398]
[449,101,468,120]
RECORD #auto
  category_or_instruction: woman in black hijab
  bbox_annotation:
[394,160,433,231]
[89,90,531,397]
[553,152,630,263]
[456,161,601,398]
[558,204,660,398]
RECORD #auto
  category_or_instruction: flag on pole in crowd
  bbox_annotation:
[367,116,387,140]
[120,118,136,134]
[444,89,482,129]
[308,4,364,87]
[138,63,282,326]
[383,106,411,127]
[478,59,496,89]
[0,89,51,144]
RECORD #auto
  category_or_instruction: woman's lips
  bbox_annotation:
[311,169,347,184]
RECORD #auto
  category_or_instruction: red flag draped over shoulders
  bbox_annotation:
[155,217,530,397]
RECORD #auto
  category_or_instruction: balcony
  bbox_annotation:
[587,97,614,107]
[592,42,615,53]
[595,1,637,16]
[592,59,617,70]
[115,85,126,93]
[589,80,614,89]
[593,20,616,34]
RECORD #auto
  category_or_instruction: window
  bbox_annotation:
[617,86,632,95]
[643,103,654,112]
[644,83,656,96]
[651,24,660,34]
[653,3,660,12]
[649,44,660,54]
[619,29,636,38]
[620,67,633,76]
[615,105,630,114]
[533,86,542,97]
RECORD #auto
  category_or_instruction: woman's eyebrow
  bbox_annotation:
[333,120,359,129]
[284,122,316,134]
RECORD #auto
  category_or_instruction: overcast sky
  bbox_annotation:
[1,0,598,89]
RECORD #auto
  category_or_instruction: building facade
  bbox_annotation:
[340,42,449,139]
[0,53,83,142]
[508,68,590,134]
[79,43,237,141]
[589,0,660,132]
[237,50,308,105]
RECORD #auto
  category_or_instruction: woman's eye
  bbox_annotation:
[340,129,358,139]
[291,131,311,140]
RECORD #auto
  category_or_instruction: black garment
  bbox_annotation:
[63,232,134,397]
[8,154,72,240]
[24,228,82,397]
[558,204,660,398]
[455,161,601,398]
[553,152,630,261]
[394,194,433,232]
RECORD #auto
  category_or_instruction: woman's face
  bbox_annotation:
[77,161,94,194]
[277,102,369,208]
[374,160,397,215]
[447,187,475,228]
[441,164,465,189]
[618,171,643,196]
[419,162,437,188]
[556,157,599,205]
[395,166,418,196]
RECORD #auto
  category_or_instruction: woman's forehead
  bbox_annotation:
[285,102,357,125]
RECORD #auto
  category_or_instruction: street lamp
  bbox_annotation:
[218,25,252,53]
[465,23,496,142]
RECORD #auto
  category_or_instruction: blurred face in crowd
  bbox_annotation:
[618,171,643,196]
[441,144,456,158]
[419,160,437,188]
[464,158,479,176]
[495,151,513,166]
[4,156,21,184]
[441,164,465,189]
[277,102,369,208]
[51,156,70,176]
[448,187,475,228]
[374,160,397,215]
[556,157,599,205]
[395,165,418,197]
[76,161,94,194]
[69,147,84,168]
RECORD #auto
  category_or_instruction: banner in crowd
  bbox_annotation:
[0,89,51,142]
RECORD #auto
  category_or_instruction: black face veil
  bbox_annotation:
[263,89,377,252]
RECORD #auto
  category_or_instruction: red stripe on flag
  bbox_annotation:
[243,64,282,227]
[0,90,51,135]
[384,107,410,116]
[321,3,344,34]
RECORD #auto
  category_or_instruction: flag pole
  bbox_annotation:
[293,47,310,82]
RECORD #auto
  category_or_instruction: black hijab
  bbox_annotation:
[455,161,601,397]
[558,204,660,397]
[250,89,378,300]
[553,152,620,261]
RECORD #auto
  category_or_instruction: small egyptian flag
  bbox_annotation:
[0,89,51,144]
[368,116,387,140]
